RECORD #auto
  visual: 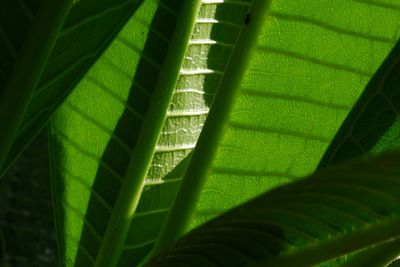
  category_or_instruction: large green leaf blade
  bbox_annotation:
[1,0,144,173]
[191,0,400,227]
[50,1,164,265]
[148,151,400,267]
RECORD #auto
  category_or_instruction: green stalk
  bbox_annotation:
[94,1,202,266]
[151,0,272,256]
[0,0,73,172]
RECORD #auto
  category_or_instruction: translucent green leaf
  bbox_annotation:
[319,37,400,168]
[191,0,400,228]
[1,0,144,173]
[148,151,400,267]
[47,0,400,266]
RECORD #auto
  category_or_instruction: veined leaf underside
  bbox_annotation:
[130,0,255,261]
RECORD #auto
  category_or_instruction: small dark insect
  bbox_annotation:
[244,13,251,24]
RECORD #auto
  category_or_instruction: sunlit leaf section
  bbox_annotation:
[50,1,157,265]
[193,0,400,226]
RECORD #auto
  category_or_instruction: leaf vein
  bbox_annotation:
[60,199,102,242]
[212,166,297,179]
[55,130,123,182]
[158,0,179,16]
[241,88,352,111]
[59,0,136,38]
[0,24,18,59]
[59,166,114,213]
[123,239,156,250]
[229,121,331,143]
[270,11,397,44]
[257,46,373,77]
[352,0,400,11]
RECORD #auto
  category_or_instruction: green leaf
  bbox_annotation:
[50,0,204,266]
[2,0,400,266]
[152,0,400,256]
[318,37,400,168]
[189,0,400,229]
[50,0,263,265]
[0,0,72,173]
[0,0,144,173]
[45,0,400,266]
[316,27,400,267]
[148,151,400,267]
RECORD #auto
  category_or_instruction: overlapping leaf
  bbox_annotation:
[318,38,400,168]
[17,0,400,266]
[315,29,400,267]
[50,0,255,266]
[148,151,400,267]
[1,0,144,173]
[50,1,166,265]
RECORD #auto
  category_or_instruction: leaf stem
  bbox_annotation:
[150,0,272,256]
[0,0,73,173]
[94,1,202,266]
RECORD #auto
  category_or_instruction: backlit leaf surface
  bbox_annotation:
[319,39,400,168]
[48,0,400,266]
[192,0,400,227]
[149,152,400,267]
[50,0,251,266]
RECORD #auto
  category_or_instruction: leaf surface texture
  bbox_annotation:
[319,39,400,168]
[50,0,249,265]
[149,152,400,267]
[192,0,400,227]
[1,0,144,172]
